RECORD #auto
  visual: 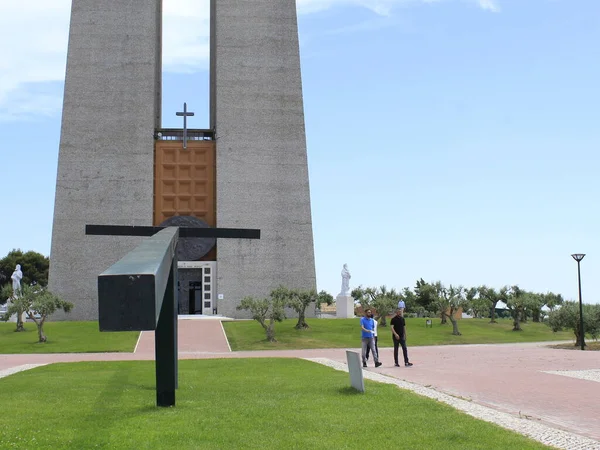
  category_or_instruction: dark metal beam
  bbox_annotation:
[93,222,261,408]
[98,227,179,331]
[155,262,178,406]
[86,224,260,239]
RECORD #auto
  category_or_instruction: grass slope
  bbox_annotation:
[224,318,572,351]
[0,321,138,354]
[0,359,549,450]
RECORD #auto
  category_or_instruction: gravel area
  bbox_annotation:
[0,364,47,379]
[306,357,600,450]
[543,369,600,383]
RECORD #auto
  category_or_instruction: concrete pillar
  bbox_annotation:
[212,0,317,317]
[49,0,162,320]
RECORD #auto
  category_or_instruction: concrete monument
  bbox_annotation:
[49,1,316,320]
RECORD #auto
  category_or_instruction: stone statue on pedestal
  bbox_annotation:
[340,263,351,296]
[11,264,23,296]
[336,264,354,318]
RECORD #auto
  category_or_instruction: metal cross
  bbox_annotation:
[176,102,195,149]
[86,224,260,407]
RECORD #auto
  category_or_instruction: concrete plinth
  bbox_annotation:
[336,295,355,319]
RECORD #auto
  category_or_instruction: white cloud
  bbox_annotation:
[297,0,500,16]
[162,0,211,73]
[0,0,500,121]
[476,0,501,13]
[0,1,70,120]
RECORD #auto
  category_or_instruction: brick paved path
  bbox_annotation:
[1,318,598,444]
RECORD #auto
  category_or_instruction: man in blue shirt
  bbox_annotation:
[360,309,382,368]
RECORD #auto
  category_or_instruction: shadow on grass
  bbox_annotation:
[69,366,136,448]
[337,386,364,396]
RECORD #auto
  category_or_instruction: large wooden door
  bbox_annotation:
[154,141,216,227]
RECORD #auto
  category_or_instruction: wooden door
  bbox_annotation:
[154,141,216,227]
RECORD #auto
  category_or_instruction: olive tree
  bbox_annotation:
[506,286,528,331]
[435,284,469,336]
[543,292,564,313]
[271,286,317,330]
[547,301,600,348]
[1,284,73,342]
[413,278,439,316]
[237,290,286,342]
[351,285,397,327]
[315,290,334,316]
[478,285,509,323]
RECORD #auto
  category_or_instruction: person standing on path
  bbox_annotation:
[365,314,379,361]
[391,308,413,367]
[361,309,382,368]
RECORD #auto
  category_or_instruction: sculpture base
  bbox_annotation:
[336,295,355,319]
[7,312,25,323]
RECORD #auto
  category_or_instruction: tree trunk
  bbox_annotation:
[512,312,522,331]
[37,324,47,343]
[489,301,498,323]
[15,315,25,332]
[440,313,447,325]
[29,315,47,343]
[532,310,541,323]
[295,308,309,330]
[449,316,461,336]
[574,327,586,348]
[13,309,25,332]
[379,315,387,327]
[266,320,277,342]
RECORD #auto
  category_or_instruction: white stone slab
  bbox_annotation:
[346,351,365,393]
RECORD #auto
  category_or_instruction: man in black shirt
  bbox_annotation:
[390,308,413,367]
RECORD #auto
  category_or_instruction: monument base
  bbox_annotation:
[6,312,25,323]
[336,295,355,319]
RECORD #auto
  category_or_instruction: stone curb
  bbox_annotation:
[0,364,48,379]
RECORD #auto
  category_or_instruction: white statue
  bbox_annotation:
[340,263,351,296]
[11,264,23,296]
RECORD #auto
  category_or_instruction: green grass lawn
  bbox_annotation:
[0,359,549,450]
[0,321,139,354]
[223,317,573,351]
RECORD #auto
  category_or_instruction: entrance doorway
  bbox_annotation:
[188,281,203,314]
[177,261,217,315]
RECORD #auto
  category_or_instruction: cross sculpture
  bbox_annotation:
[175,102,195,149]
[86,224,260,407]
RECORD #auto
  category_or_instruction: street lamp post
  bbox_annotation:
[571,253,586,350]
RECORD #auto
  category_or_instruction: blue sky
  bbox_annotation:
[1,0,598,303]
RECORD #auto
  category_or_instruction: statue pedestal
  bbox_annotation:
[336,295,355,319]
[6,312,24,323]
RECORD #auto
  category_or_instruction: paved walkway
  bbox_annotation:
[1,318,599,447]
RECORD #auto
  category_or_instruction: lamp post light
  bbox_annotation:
[571,253,586,350]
